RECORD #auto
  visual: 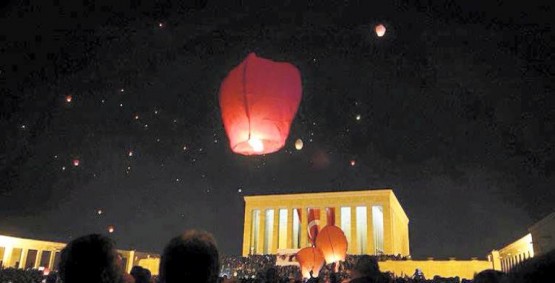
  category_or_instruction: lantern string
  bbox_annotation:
[242,54,252,141]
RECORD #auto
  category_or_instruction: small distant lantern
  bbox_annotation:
[350,160,356,166]
[107,225,115,233]
[219,53,302,155]
[73,159,80,167]
[296,247,325,279]
[295,139,304,150]
[375,24,386,37]
[65,95,73,103]
[315,225,348,263]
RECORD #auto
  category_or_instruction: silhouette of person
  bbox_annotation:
[159,230,220,283]
[58,234,122,283]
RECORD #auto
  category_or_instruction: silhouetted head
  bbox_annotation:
[130,266,152,283]
[59,234,121,283]
[473,269,505,283]
[159,230,220,283]
[352,255,380,279]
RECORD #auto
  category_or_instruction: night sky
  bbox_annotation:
[1,0,554,259]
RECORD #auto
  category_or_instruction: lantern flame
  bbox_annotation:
[248,138,264,153]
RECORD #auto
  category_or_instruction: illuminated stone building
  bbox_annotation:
[242,189,410,256]
[0,235,159,274]
[490,211,555,272]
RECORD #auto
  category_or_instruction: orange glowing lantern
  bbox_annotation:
[296,247,325,279]
[107,225,115,233]
[219,53,302,155]
[375,24,386,37]
[65,95,73,103]
[315,225,348,263]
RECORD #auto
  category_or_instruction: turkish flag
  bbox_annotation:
[307,208,320,246]
[326,207,335,226]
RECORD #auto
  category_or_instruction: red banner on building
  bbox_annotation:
[326,207,335,226]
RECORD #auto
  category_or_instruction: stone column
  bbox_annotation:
[287,207,293,248]
[35,250,42,268]
[382,203,393,255]
[367,205,375,255]
[403,223,410,256]
[350,206,357,254]
[2,246,12,268]
[126,250,135,273]
[242,206,252,256]
[20,249,28,269]
[48,250,56,269]
[490,250,501,271]
[258,210,266,254]
[272,208,279,253]
[300,207,308,247]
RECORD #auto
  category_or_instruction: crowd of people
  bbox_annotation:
[0,230,552,283]
[219,254,408,281]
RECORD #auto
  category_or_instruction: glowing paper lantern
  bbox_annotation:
[295,139,304,150]
[315,225,348,263]
[65,95,72,103]
[375,24,386,37]
[219,53,302,155]
[73,159,80,167]
[296,247,325,279]
[107,225,115,233]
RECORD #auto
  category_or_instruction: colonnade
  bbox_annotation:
[242,190,411,257]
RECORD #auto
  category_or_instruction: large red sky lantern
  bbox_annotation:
[315,225,348,263]
[296,247,325,279]
[219,53,302,155]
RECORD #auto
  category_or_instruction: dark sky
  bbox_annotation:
[1,0,554,259]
